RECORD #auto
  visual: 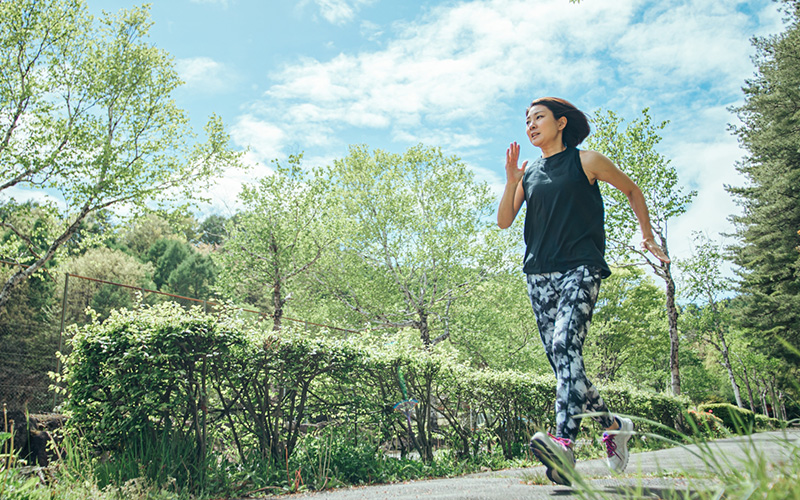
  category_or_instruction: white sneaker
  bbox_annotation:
[603,416,634,473]
[529,432,576,486]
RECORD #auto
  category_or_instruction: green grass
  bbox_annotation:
[1,417,798,499]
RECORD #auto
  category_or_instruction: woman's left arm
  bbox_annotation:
[580,150,670,263]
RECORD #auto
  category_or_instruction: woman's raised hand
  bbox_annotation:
[506,142,528,185]
[641,237,670,263]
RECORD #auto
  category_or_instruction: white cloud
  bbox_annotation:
[301,0,376,25]
[234,0,782,268]
[230,114,287,164]
[197,151,274,215]
[175,57,236,93]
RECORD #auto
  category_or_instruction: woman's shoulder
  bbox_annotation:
[578,149,607,163]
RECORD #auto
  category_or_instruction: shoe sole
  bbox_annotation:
[530,437,573,486]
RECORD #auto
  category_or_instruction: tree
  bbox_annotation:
[585,265,665,383]
[167,251,216,299]
[55,246,154,325]
[727,0,800,363]
[586,109,696,395]
[447,268,549,373]
[677,232,743,408]
[147,238,191,290]
[321,144,514,346]
[122,213,186,257]
[197,214,230,246]
[0,0,241,310]
[214,154,332,330]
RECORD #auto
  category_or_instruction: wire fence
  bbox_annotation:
[0,264,358,414]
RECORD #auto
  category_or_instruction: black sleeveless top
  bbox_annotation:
[521,147,611,278]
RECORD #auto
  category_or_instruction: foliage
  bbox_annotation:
[685,409,726,439]
[166,251,216,299]
[58,303,694,493]
[446,269,548,373]
[321,144,514,346]
[678,232,746,408]
[587,108,696,396]
[60,301,246,466]
[585,265,666,384]
[55,247,154,325]
[146,239,190,290]
[214,154,331,329]
[753,414,782,431]
[0,0,241,309]
[697,403,755,435]
[197,214,230,246]
[122,214,185,257]
[727,0,800,365]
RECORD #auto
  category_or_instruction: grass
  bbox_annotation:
[564,414,800,500]
[0,416,798,499]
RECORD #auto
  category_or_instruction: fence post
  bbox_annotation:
[54,273,70,409]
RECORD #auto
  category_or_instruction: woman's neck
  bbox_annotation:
[540,142,567,158]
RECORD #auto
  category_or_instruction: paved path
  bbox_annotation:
[255,430,799,500]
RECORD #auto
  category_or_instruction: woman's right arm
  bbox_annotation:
[497,142,527,229]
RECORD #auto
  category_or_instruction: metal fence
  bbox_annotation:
[0,315,60,413]
[0,268,357,414]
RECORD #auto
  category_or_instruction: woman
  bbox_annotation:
[497,97,669,485]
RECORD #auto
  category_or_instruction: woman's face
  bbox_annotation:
[526,104,565,148]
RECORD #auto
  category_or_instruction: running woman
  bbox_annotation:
[496,97,670,485]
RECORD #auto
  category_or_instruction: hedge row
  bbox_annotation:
[59,302,690,468]
[695,403,785,434]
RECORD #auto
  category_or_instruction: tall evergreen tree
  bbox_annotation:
[727,0,800,362]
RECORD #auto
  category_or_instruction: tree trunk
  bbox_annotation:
[664,265,681,395]
[719,340,743,408]
[780,392,788,421]
[758,379,770,417]
[417,311,430,347]
[735,354,756,412]
[768,375,780,421]
[270,234,284,331]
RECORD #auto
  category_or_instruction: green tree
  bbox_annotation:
[587,109,696,395]
[447,269,548,372]
[167,251,216,299]
[197,214,230,246]
[56,246,154,325]
[677,232,743,408]
[214,154,331,330]
[0,0,241,309]
[322,144,514,346]
[147,238,191,290]
[727,0,800,363]
[123,213,185,257]
[585,265,665,383]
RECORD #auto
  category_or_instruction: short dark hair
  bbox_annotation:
[527,97,590,148]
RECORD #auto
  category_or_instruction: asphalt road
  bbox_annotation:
[253,429,799,500]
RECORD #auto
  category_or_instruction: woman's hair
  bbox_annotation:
[527,97,590,148]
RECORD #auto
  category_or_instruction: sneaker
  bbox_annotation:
[602,416,634,473]
[529,432,576,486]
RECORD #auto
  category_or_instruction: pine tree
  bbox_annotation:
[727,0,800,362]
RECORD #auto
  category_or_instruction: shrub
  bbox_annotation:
[597,382,690,438]
[754,414,782,431]
[59,304,707,493]
[697,403,756,434]
[686,409,726,438]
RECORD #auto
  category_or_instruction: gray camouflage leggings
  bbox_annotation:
[526,265,616,442]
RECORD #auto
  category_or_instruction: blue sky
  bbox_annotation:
[89,0,784,261]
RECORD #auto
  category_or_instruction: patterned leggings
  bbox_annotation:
[526,265,615,442]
